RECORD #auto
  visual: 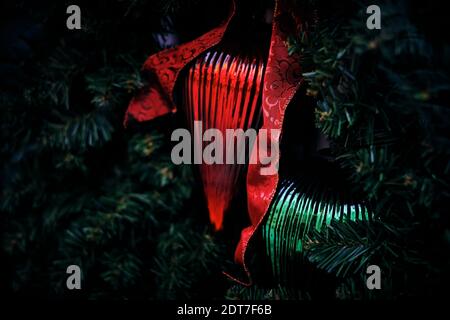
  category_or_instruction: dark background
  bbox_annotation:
[1,0,449,300]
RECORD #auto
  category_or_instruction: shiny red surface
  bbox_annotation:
[183,51,265,230]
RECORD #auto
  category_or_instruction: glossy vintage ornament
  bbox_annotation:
[125,0,306,281]
[261,171,372,285]
[182,49,265,230]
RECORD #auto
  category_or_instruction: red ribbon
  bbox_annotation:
[125,0,304,284]
[124,1,236,126]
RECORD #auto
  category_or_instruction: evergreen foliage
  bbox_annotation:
[288,0,450,298]
[1,0,226,299]
[1,0,448,299]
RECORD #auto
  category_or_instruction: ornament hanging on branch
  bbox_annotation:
[182,49,265,230]
[125,0,307,283]
[260,167,372,286]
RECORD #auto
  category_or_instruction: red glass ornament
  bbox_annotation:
[183,50,265,230]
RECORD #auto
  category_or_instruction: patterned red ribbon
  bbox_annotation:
[124,1,236,126]
[124,0,304,284]
[233,1,303,284]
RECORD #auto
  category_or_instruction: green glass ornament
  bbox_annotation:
[261,173,371,285]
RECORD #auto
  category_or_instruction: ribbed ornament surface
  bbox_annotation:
[183,49,265,230]
[261,176,371,285]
